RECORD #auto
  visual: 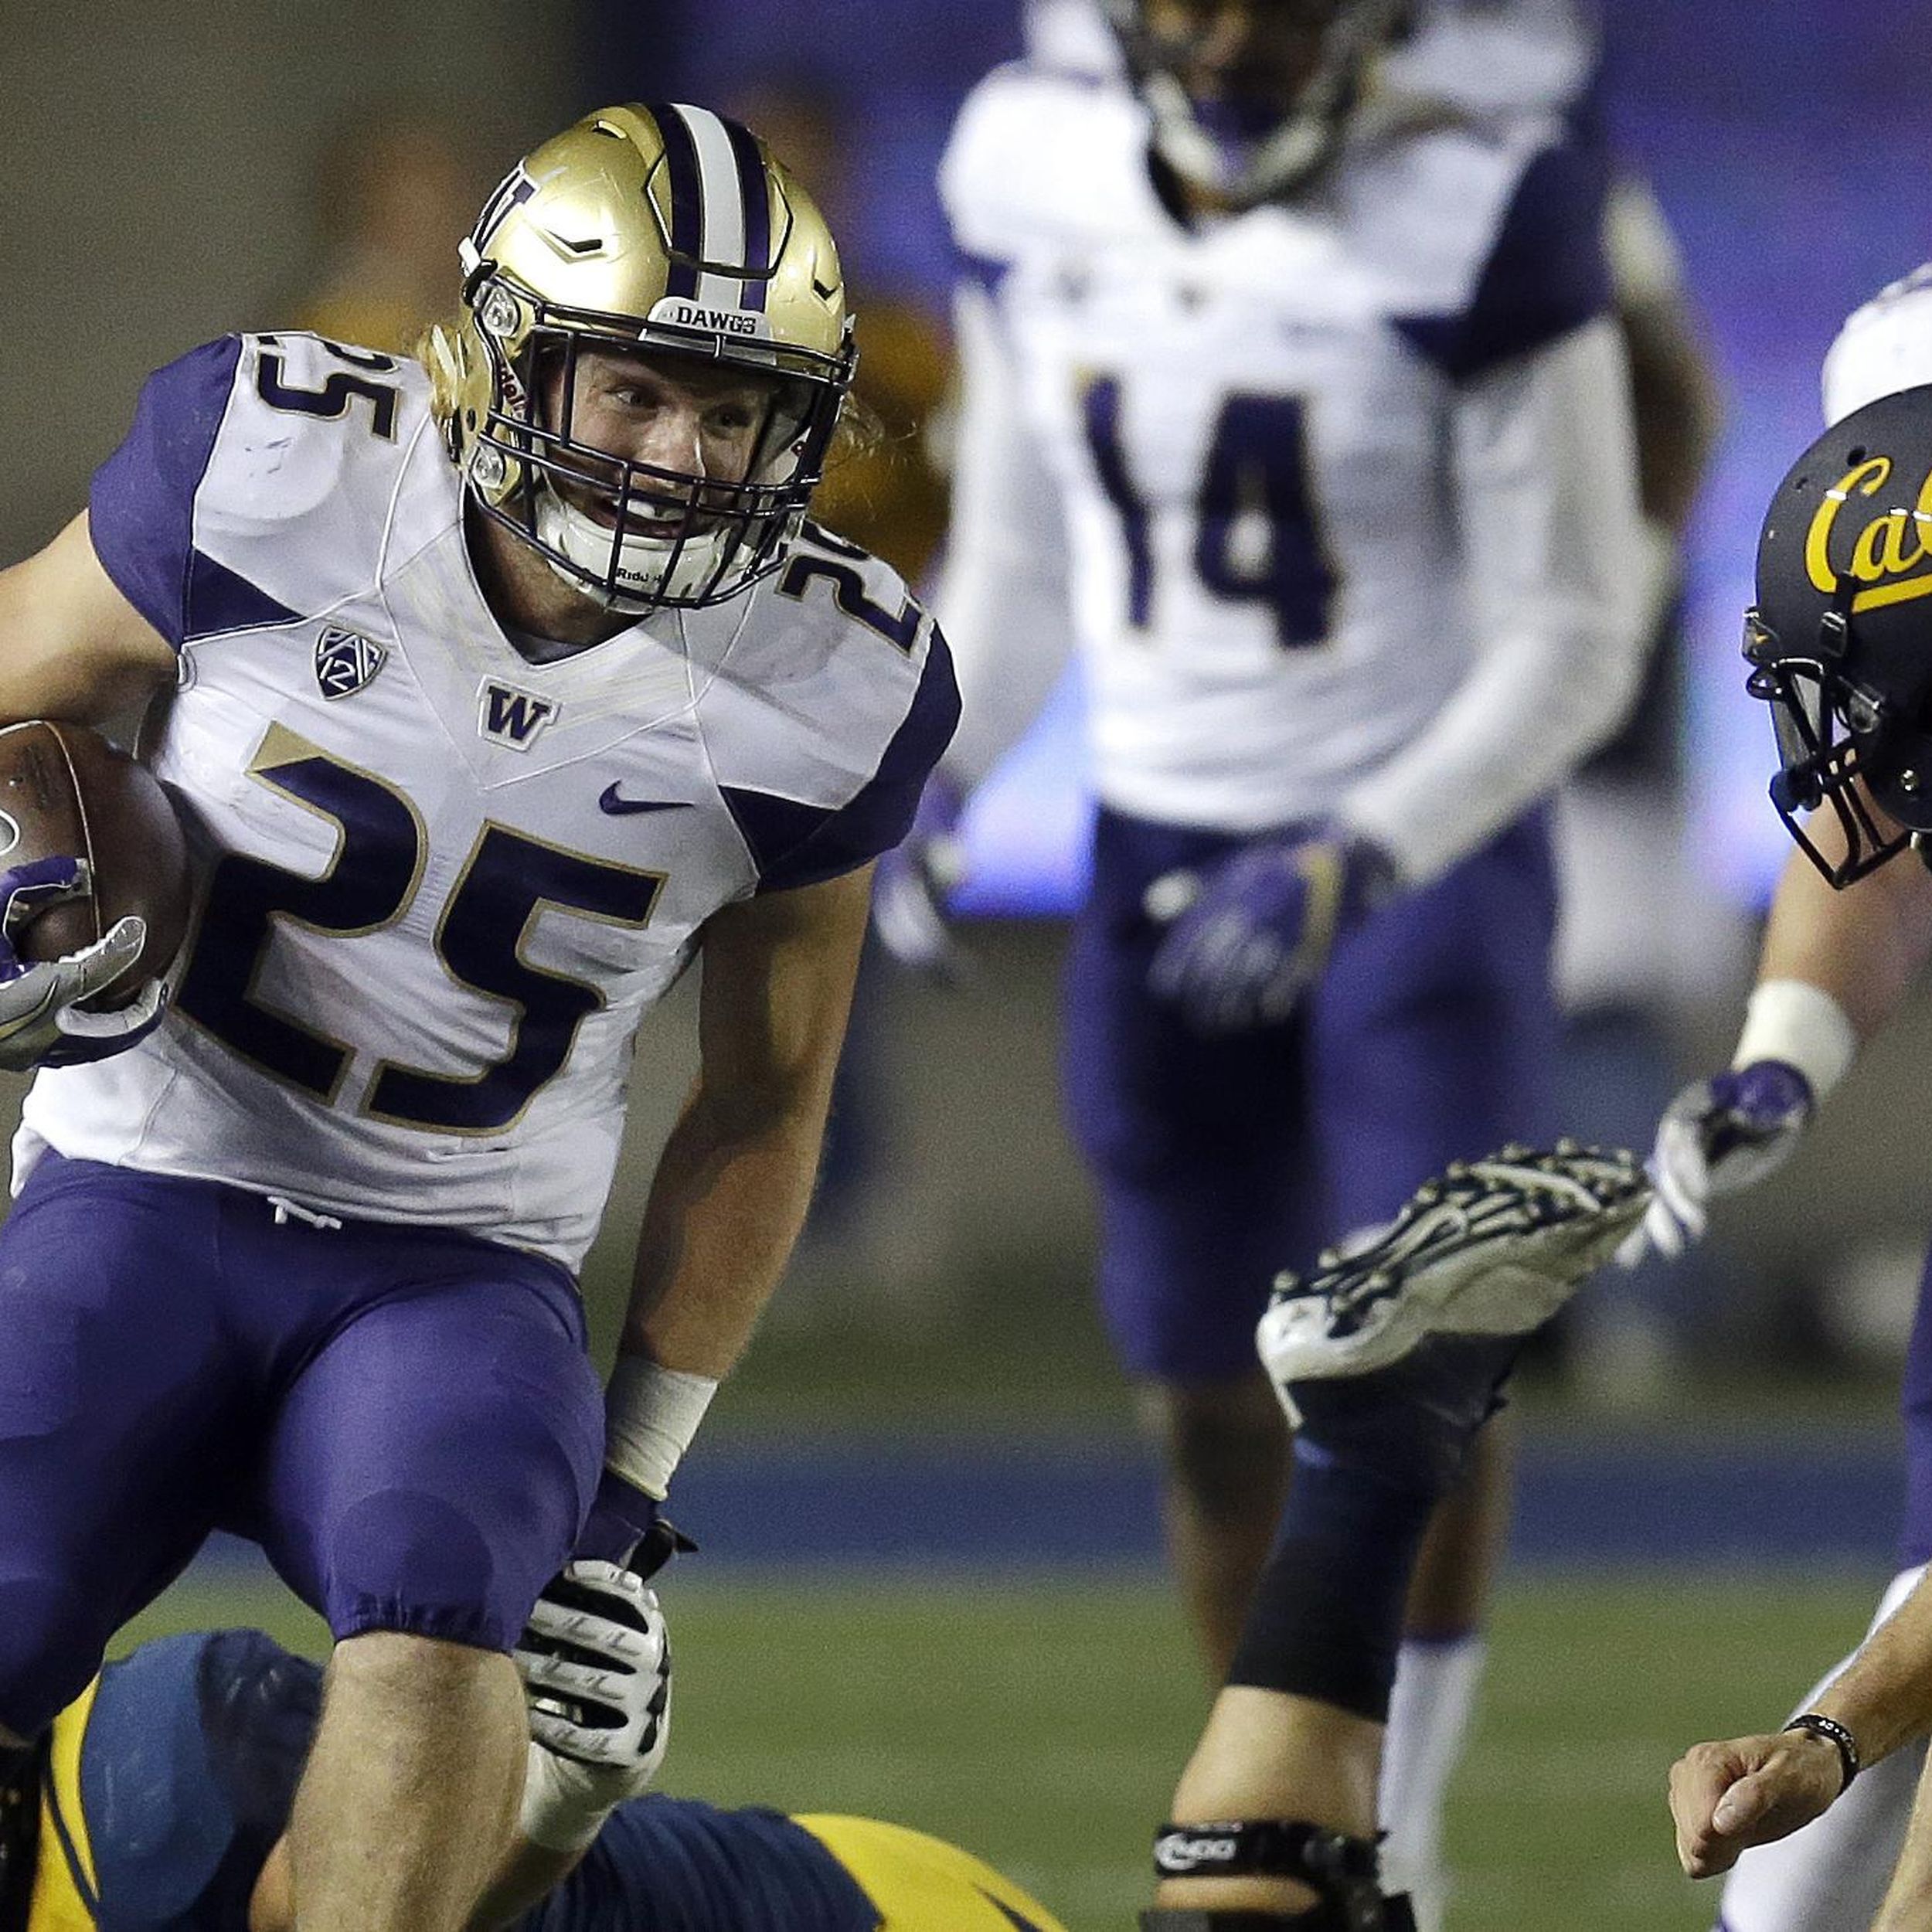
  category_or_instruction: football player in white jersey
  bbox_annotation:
[893,1,1645,1920]
[1627,267,1932,1932]
[0,103,955,1932]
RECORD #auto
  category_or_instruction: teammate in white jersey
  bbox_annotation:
[1625,266,1932,1932]
[0,103,955,1932]
[893,1,1644,1920]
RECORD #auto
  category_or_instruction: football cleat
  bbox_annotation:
[1258,1140,1650,1402]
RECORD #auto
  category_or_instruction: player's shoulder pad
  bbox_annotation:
[703,522,959,893]
[1355,108,1613,383]
[90,331,438,649]
[1823,263,1932,426]
[940,59,1146,270]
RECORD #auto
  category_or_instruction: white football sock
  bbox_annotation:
[1378,1632,1485,1932]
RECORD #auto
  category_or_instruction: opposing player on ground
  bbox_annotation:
[1621,272,1932,1932]
[893,2,1646,1917]
[1141,1139,1648,1930]
[0,103,955,1932]
[0,1566,1065,1932]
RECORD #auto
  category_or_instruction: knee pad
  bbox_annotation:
[316,1489,515,1650]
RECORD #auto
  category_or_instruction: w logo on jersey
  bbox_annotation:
[478,681,560,750]
[314,626,386,699]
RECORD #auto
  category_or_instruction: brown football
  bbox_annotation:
[0,719,192,1011]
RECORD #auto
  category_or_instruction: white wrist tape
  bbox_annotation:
[519,1742,621,1854]
[604,1356,719,1500]
[1732,978,1858,1102]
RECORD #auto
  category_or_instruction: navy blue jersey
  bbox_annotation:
[32,1631,1060,1932]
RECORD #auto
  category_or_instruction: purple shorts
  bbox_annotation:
[0,1155,603,1736]
[1064,807,1560,1382]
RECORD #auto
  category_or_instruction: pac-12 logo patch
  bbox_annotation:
[315,625,387,699]
[478,680,559,750]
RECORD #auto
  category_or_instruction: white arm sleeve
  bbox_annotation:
[1338,316,1648,883]
[934,283,1077,791]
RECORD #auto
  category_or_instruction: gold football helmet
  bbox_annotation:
[425,103,855,612]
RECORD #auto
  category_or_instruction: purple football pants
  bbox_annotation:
[0,1153,604,1736]
[1065,806,1560,1381]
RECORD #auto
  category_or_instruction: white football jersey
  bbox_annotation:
[19,332,954,1268]
[938,63,1643,872]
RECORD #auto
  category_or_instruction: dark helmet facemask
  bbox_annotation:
[1744,647,1906,886]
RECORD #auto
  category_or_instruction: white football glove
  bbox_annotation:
[514,1560,671,1852]
[0,855,158,1073]
[1618,1061,1814,1266]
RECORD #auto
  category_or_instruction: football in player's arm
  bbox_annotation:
[0,101,954,1932]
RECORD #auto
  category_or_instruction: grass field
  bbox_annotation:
[121,1562,1883,1931]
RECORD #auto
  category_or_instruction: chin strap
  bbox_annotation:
[1148,1820,1414,1931]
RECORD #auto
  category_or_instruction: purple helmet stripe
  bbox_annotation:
[645,101,704,300]
[472,167,536,250]
[720,114,772,312]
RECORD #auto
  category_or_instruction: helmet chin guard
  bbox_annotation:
[534,485,740,614]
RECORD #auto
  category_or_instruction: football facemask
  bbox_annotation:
[1106,0,1409,207]
[427,103,855,614]
[1746,383,1932,887]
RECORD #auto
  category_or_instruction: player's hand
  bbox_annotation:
[515,1561,672,1851]
[1618,1061,1814,1265]
[1668,1728,1845,1878]
[0,856,149,1072]
[1146,825,1398,1035]
[870,774,971,981]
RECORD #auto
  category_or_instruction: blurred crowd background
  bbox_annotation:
[5,0,1932,1419]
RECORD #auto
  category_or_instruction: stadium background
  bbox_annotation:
[2,2,1930,1923]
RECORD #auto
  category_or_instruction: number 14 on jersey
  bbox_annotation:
[1080,375,1341,651]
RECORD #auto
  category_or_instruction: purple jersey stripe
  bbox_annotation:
[185,548,301,640]
[646,101,704,301]
[89,335,243,650]
[727,624,960,893]
[1392,133,1613,383]
[722,112,772,313]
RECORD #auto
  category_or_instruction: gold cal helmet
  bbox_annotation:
[426,102,855,611]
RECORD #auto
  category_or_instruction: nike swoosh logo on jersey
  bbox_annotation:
[599,785,694,816]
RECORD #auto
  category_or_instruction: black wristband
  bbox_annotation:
[1783,1712,1861,1792]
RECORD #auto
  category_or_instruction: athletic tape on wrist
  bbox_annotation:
[603,1356,719,1501]
[1732,978,1856,1101]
